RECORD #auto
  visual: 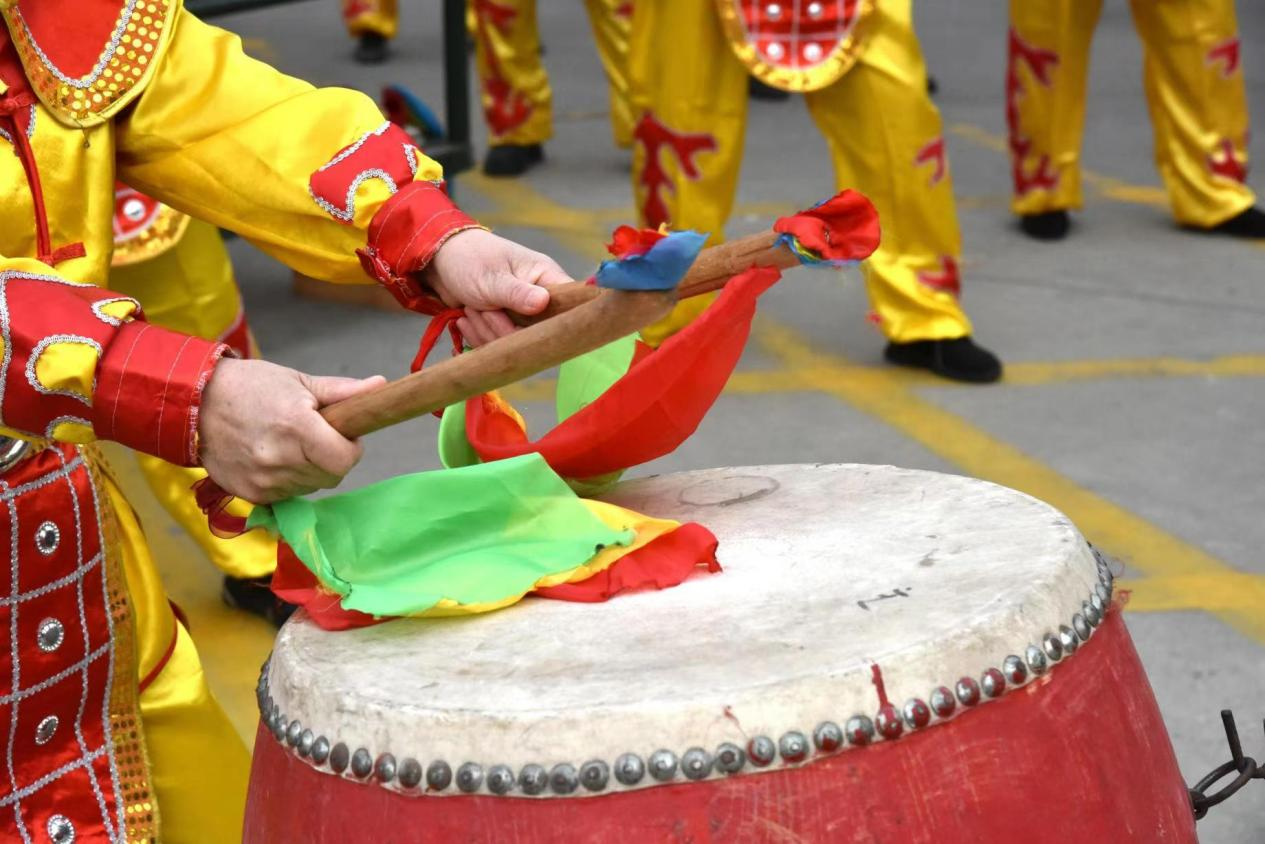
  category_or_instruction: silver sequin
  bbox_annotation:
[37,618,64,653]
[35,715,58,746]
[46,815,74,844]
[35,521,59,555]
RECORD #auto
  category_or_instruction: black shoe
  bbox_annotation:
[884,337,1003,384]
[483,143,544,177]
[222,575,297,629]
[927,75,939,96]
[748,77,791,101]
[1201,206,1265,239]
[354,32,390,64]
[1019,210,1070,241]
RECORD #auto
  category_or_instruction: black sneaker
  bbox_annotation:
[749,77,791,101]
[1200,206,1265,239]
[483,143,544,177]
[354,32,390,65]
[884,337,1003,384]
[1019,210,1070,241]
[222,575,297,629]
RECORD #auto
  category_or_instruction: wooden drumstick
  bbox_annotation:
[319,288,676,439]
[509,230,797,327]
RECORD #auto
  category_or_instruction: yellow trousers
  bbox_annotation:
[109,218,278,581]
[341,0,398,39]
[93,455,250,844]
[1008,0,1254,226]
[471,0,635,148]
[628,0,971,345]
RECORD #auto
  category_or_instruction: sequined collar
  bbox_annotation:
[0,0,179,126]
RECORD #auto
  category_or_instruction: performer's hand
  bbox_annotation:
[199,359,386,503]
[424,228,571,346]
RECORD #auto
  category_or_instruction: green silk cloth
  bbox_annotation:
[438,335,637,495]
[247,453,633,617]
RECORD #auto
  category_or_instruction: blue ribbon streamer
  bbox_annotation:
[595,230,708,291]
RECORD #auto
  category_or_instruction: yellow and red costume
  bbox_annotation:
[340,0,397,40]
[470,0,635,149]
[628,0,972,345]
[1007,0,1254,227]
[109,191,278,583]
[0,1,480,838]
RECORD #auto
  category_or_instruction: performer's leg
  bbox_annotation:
[1128,0,1260,234]
[804,0,1000,382]
[1006,0,1102,239]
[472,0,553,176]
[628,0,747,345]
[341,0,398,63]
[97,461,250,843]
[583,0,636,149]
[110,220,281,612]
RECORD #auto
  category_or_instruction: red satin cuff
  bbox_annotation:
[93,322,229,466]
[355,180,482,313]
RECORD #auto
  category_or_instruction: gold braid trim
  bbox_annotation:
[712,0,876,93]
[82,445,160,842]
[0,0,181,128]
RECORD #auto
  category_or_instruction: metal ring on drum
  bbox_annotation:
[244,464,1196,842]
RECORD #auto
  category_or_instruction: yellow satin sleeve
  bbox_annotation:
[114,10,444,285]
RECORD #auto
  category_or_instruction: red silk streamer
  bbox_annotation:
[464,266,782,479]
[534,522,719,602]
[193,476,250,538]
[772,189,881,262]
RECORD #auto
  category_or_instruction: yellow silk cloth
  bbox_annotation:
[629,0,972,345]
[1008,0,1254,226]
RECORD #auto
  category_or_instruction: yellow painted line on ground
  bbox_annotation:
[1002,354,1265,386]
[753,322,1265,643]
[1120,573,1265,614]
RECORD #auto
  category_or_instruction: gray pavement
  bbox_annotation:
[210,1,1265,838]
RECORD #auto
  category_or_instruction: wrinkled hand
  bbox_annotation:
[424,228,572,346]
[199,358,385,503]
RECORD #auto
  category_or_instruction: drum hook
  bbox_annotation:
[1186,709,1262,821]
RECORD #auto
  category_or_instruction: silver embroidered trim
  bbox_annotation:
[89,299,139,329]
[0,106,36,145]
[403,144,418,178]
[0,553,102,608]
[308,122,403,222]
[0,746,106,809]
[25,335,102,405]
[0,642,110,707]
[4,478,31,841]
[58,450,115,838]
[0,456,84,503]
[43,416,93,441]
[83,458,125,841]
[0,271,96,430]
[12,0,143,89]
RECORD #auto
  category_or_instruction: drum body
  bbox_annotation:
[244,465,1195,842]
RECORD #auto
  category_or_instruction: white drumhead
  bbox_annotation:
[262,464,1112,796]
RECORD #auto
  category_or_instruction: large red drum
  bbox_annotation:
[244,465,1196,842]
